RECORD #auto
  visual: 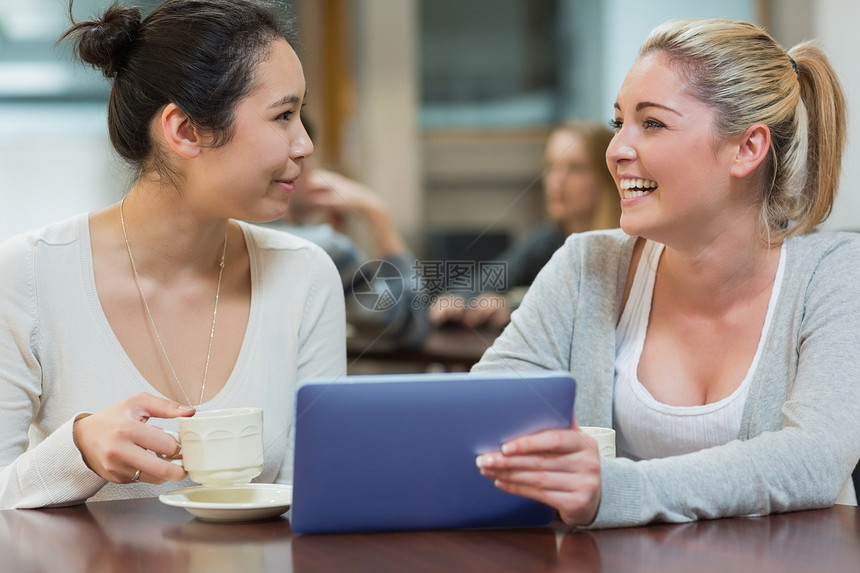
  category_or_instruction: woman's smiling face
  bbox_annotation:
[192,38,314,223]
[606,51,742,246]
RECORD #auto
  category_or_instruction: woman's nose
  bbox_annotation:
[606,132,636,165]
[292,123,315,159]
[544,165,562,192]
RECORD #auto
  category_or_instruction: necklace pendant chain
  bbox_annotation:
[120,197,228,408]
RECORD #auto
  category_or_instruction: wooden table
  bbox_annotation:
[2,498,858,573]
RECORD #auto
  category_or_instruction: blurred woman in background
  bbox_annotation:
[430,120,620,328]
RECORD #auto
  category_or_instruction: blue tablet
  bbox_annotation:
[290,371,576,534]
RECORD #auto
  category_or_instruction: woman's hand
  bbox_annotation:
[428,293,512,329]
[305,169,387,220]
[307,169,408,257]
[461,293,511,329]
[428,293,467,326]
[475,419,603,525]
[72,393,196,484]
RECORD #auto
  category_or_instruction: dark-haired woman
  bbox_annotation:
[0,0,345,509]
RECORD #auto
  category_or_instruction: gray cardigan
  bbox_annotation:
[472,228,860,528]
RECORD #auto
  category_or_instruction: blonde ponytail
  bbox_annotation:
[788,42,846,235]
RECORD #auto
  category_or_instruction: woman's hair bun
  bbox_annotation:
[65,3,143,79]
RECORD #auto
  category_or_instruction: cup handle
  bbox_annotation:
[163,430,184,466]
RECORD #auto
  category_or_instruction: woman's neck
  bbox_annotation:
[656,233,782,315]
[118,182,233,283]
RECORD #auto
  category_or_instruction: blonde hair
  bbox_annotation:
[551,120,621,230]
[640,19,846,241]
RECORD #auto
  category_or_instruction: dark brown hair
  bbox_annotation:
[60,0,296,178]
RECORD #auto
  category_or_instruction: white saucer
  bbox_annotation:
[159,483,293,522]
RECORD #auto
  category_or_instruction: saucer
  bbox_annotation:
[159,484,292,522]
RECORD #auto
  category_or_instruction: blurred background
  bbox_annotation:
[1,0,857,256]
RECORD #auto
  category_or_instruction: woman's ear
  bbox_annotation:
[730,123,771,179]
[159,103,203,159]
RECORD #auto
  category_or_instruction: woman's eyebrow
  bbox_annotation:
[269,91,308,108]
[268,93,305,109]
[614,101,681,116]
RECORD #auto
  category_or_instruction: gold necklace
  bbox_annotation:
[119,196,228,408]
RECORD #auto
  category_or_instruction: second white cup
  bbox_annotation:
[580,426,616,458]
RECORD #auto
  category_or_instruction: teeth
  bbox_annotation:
[620,178,658,190]
[624,189,652,198]
[620,177,657,199]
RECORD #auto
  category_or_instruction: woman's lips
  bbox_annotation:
[276,180,295,193]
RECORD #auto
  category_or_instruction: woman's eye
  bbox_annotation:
[278,102,306,122]
[608,119,622,131]
[643,119,665,129]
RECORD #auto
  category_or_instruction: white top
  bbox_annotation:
[0,214,347,509]
[614,240,785,461]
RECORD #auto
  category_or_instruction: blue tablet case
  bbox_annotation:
[290,371,576,534]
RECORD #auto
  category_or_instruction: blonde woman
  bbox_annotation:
[474,19,860,527]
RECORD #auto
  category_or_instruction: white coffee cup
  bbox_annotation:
[580,426,616,458]
[168,407,264,487]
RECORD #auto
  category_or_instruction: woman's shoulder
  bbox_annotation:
[240,221,334,259]
[786,230,860,268]
[559,228,638,264]
[239,221,341,286]
[523,228,636,295]
[779,231,860,302]
[567,227,635,245]
[0,214,87,262]
[0,214,88,315]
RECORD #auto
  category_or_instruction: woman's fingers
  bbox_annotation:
[127,393,196,423]
[485,462,603,525]
[428,294,467,325]
[462,294,509,328]
[499,427,597,457]
[124,444,187,484]
[489,468,600,496]
[72,393,195,484]
[482,468,597,491]
[461,306,497,328]
[121,399,191,483]
[493,478,601,525]
[136,425,182,459]
[477,450,599,475]
[476,424,604,526]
